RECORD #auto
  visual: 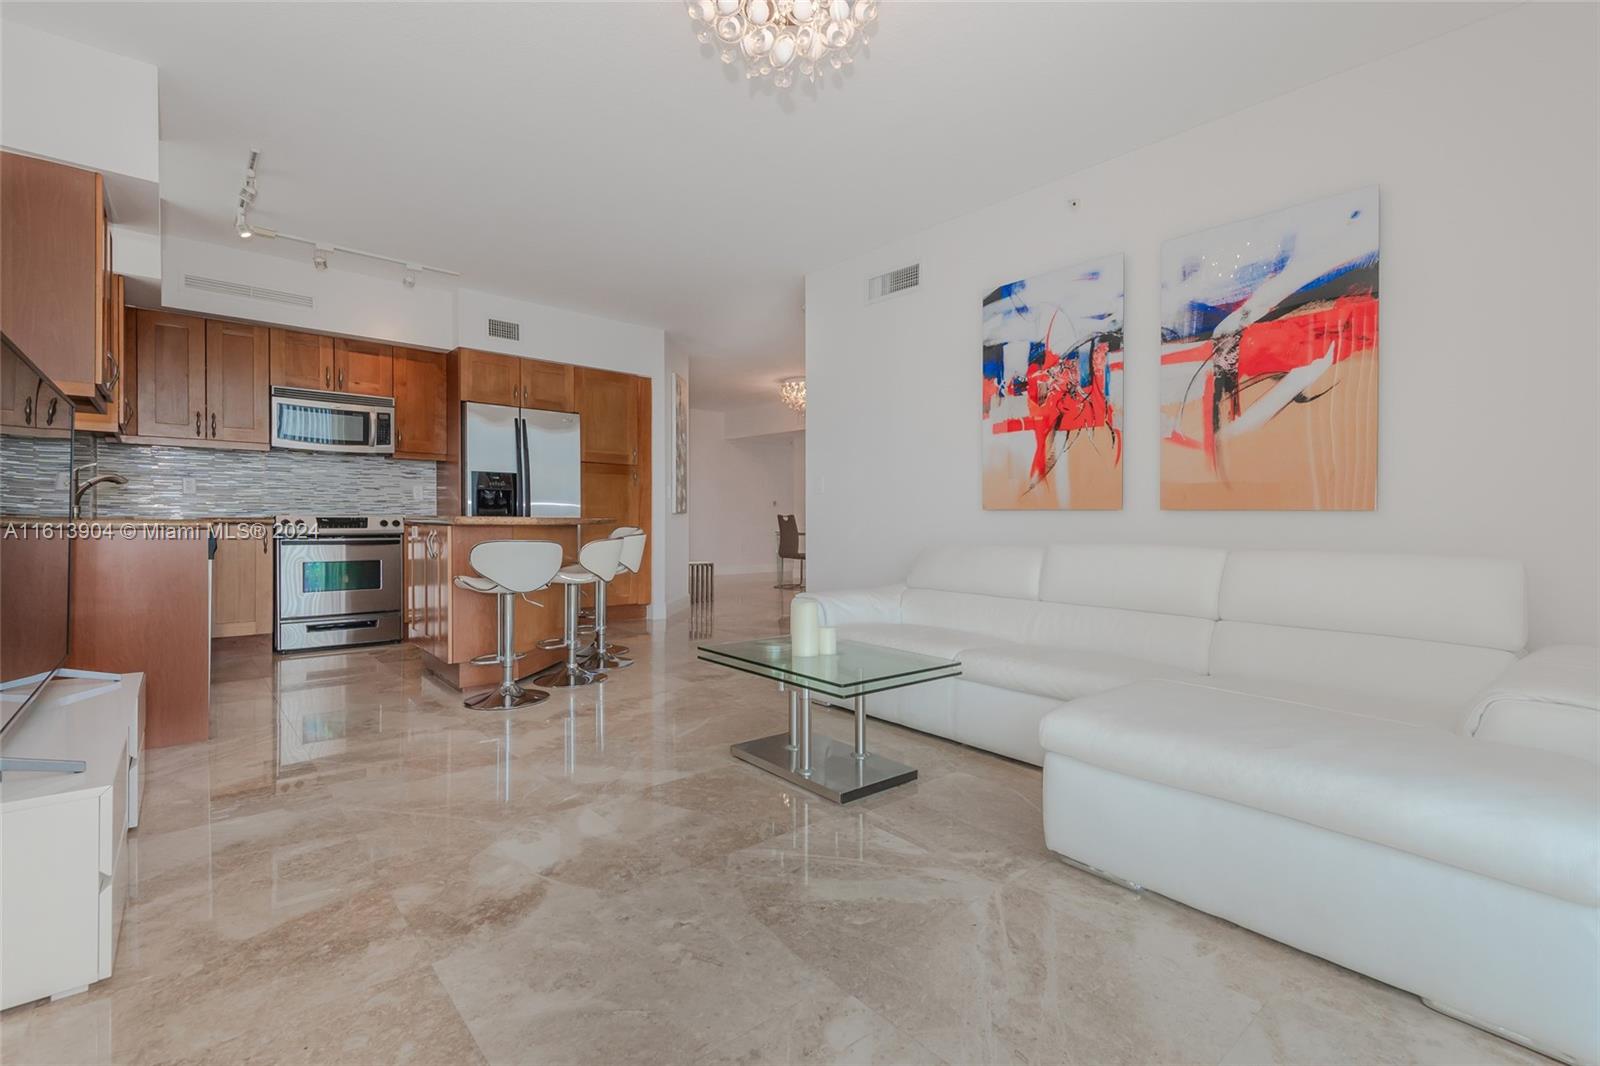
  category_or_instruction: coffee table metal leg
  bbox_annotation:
[798,687,812,776]
[787,689,799,751]
[853,694,867,759]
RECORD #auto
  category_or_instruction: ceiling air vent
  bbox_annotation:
[487,318,521,342]
[183,274,314,308]
[866,263,920,304]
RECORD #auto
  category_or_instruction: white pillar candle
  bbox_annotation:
[790,598,820,657]
[817,626,837,655]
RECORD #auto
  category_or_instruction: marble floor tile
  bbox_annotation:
[0,575,1554,1065]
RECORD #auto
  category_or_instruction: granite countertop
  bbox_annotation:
[405,515,614,527]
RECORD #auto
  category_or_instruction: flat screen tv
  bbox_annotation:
[0,332,74,735]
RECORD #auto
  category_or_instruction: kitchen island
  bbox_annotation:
[403,516,614,692]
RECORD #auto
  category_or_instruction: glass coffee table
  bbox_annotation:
[697,636,961,803]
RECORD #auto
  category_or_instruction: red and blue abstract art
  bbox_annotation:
[982,254,1124,510]
[1160,187,1379,510]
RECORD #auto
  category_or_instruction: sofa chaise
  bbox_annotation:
[798,544,1599,1064]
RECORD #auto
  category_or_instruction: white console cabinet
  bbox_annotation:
[0,673,145,1010]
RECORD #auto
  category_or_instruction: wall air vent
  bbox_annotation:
[866,263,920,304]
[487,318,521,342]
[184,274,314,309]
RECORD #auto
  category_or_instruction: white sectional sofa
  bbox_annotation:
[799,545,1599,1065]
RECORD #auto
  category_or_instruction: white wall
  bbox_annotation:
[688,408,803,576]
[805,5,1599,647]
[0,22,159,184]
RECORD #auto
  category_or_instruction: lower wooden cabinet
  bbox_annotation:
[405,522,452,663]
[212,522,274,637]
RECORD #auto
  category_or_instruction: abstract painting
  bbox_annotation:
[982,254,1124,510]
[671,371,688,514]
[1160,187,1379,509]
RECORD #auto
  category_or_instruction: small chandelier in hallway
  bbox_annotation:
[779,377,806,412]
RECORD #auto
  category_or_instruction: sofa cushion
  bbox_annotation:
[834,623,990,661]
[1038,679,1600,906]
[906,544,1042,599]
[1463,645,1600,763]
[1219,550,1527,652]
[1039,544,1226,618]
[1181,673,1466,733]
[960,644,1194,702]
[1209,620,1516,711]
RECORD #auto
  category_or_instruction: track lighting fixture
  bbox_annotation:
[229,151,460,283]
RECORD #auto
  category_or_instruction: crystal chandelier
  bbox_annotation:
[779,377,807,412]
[686,0,878,89]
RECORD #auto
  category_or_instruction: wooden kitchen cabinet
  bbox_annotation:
[270,328,334,390]
[75,276,129,433]
[521,359,573,411]
[133,310,207,442]
[333,338,393,396]
[212,522,273,637]
[457,348,522,406]
[0,151,111,409]
[68,531,210,748]
[392,347,448,460]
[574,367,639,465]
[404,522,453,663]
[581,462,648,605]
[204,320,270,444]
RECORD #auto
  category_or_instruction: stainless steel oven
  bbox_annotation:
[270,388,394,455]
[274,515,405,652]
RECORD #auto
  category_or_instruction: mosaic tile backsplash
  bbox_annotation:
[2,435,439,518]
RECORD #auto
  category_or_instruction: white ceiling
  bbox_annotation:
[8,1,1500,408]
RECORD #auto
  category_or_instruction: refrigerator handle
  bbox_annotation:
[516,415,530,516]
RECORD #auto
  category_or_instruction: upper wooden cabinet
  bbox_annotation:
[130,310,268,447]
[457,348,522,406]
[392,347,448,460]
[333,338,392,396]
[75,276,129,434]
[522,359,573,412]
[574,367,640,465]
[204,320,270,444]
[270,329,333,390]
[0,151,111,409]
[134,310,207,442]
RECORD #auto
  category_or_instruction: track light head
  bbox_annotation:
[312,244,331,271]
[402,264,420,289]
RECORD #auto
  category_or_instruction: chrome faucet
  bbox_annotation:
[71,465,128,517]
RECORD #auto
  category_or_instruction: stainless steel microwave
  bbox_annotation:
[270,387,394,455]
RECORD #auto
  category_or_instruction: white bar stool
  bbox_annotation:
[533,537,625,688]
[454,539,564,710]
[586,528,646,669]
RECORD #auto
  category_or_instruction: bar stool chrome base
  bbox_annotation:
[580,649,631,670]
[532,660,607,687]
[464,679,548,709]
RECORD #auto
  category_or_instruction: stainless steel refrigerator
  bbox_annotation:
[461,403,582,517]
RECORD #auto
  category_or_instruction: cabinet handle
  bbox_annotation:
[325,366,332,388]
[631,447,638,463]
[632,470,638,485]
[339,369,345,387]
[210,412,217,437]
[122,396,132,426]
[195,411,202,436]
[106,352,120,388]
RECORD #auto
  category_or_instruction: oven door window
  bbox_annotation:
[277,403,372,447]
[300,559,382,593]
